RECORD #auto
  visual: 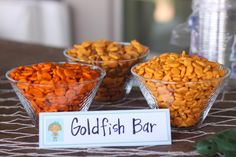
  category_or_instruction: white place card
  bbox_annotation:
[39,109,171,148]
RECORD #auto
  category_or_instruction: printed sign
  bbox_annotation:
[39,109,171,148]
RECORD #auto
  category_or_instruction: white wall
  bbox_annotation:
[64,0,123,43]
[0,0,71,47]
[0,0,123,47]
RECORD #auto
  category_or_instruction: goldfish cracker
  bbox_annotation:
[133,51,226,127]
[66,39,149,102]
[9,63,100,114]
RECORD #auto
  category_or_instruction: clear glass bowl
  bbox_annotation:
[131,64,230,129]
[5,62,106,126]
[63,42,149,103]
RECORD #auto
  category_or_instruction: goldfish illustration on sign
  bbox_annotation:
[48,121,62,141]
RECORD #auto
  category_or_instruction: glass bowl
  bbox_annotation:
[5,62,106,126]
[131,64,230,129]
[63,42,149,103]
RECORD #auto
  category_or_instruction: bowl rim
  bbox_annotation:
[5,62,106,86]
[131,62,231,84]
[63,42,150,63]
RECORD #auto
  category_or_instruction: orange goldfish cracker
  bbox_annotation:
[9,63,101,114]
[133,51,226,128]
[66,39,149,102]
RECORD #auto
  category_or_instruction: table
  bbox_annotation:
[0,40,236,156]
